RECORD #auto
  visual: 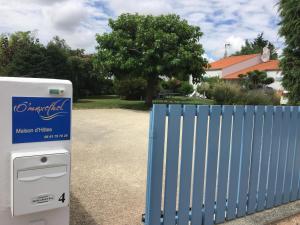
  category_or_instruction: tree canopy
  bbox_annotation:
[279,0,300,103]
[0,31,110,101]
[233,33,278,59]
[238,70,274,90]
[0,31,48,77]
[94,13,208,105]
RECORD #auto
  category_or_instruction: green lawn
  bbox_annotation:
[73,95,215,110]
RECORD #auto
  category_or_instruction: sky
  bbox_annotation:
[0,0,283,61]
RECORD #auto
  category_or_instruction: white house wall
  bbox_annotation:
[266,70,283,91]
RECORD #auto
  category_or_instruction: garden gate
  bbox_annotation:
[144,104,300,225]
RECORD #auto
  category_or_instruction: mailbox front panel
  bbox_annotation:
[12,150,70,216]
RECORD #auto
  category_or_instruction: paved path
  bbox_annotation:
[71,109,149,225]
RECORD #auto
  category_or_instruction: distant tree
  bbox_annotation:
[234,33,278,59]
[0,31,48,77]
[238,70,274,89]
[94,13,208,106]
[279,0,300,103]
[45,36,72,80]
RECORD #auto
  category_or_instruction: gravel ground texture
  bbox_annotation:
[71,109,149,225]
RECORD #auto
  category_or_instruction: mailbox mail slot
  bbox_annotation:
[18,166,67,182]
[11,149,70,216]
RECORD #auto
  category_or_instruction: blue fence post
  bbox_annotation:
[204,106,222,225]
[291,107,300,201]
[257,106,274,211]
[237,106,255,217]
[247,106,264,214]
[163,105,182,225]
[215,105,234,223]
[227,106,244,220]
[191,106,209,225]
[283,107,298,203]
[178,105,196,225]
[145,105,166,225]
[275,107,291,206]
[266,107,283,208]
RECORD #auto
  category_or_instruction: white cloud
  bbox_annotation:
[0,0,283,58]
[46,2,88,32]
[226,36,246,54]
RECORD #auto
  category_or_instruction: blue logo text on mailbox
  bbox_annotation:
[12,97,71,144]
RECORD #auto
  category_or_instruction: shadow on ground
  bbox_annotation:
[70,192,101,225]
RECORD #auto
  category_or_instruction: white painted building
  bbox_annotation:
[189,49,289,103]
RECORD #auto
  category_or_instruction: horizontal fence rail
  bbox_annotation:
[144,104,300,225]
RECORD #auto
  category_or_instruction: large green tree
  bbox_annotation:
[279,0,300,103]
[234,33,278,59]
[94,13,208,106]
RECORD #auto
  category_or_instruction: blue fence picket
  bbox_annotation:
[283,107,298,203]
[178,105,196,225]
[266,107,283,208]
[227,106,244,220]
[163,105,182,225]
[291,107,300,201]
[204,106,222,225]
[275,107,291,206]
[191,106,209,225]
[237,106,255,217]
[247,106,264,214]
[215,106,234,223]
[145,104,167,225]
[257,106,274,211]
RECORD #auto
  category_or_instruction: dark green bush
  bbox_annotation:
[161,79,193,96]
[178,81,194,95]
[114,77,147,100]
[161,78,182,92]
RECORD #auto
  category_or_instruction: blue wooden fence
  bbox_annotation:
[144,104,300,225]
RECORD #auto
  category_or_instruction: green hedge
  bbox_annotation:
[198,81,280,105]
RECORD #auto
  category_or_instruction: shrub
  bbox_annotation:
[161,78,182,92]
[199,80,280,105]
[203,76,221,84]
[241,89,280,105]
[211,82,242,104]
[178,81,194,95]
[114,77,147,100]
[197,82,213,98]
[161,78,193,95]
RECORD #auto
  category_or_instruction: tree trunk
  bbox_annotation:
[145,77,157,107]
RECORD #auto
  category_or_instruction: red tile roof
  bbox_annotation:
[209,54,260,70]
[223,60,280,80]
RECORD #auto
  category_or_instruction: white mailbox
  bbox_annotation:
[0,77,72,225]
[11,149,70,216]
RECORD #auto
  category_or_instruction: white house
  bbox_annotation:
[189,49,288,103]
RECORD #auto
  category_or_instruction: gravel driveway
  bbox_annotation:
[70,109,149,225]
